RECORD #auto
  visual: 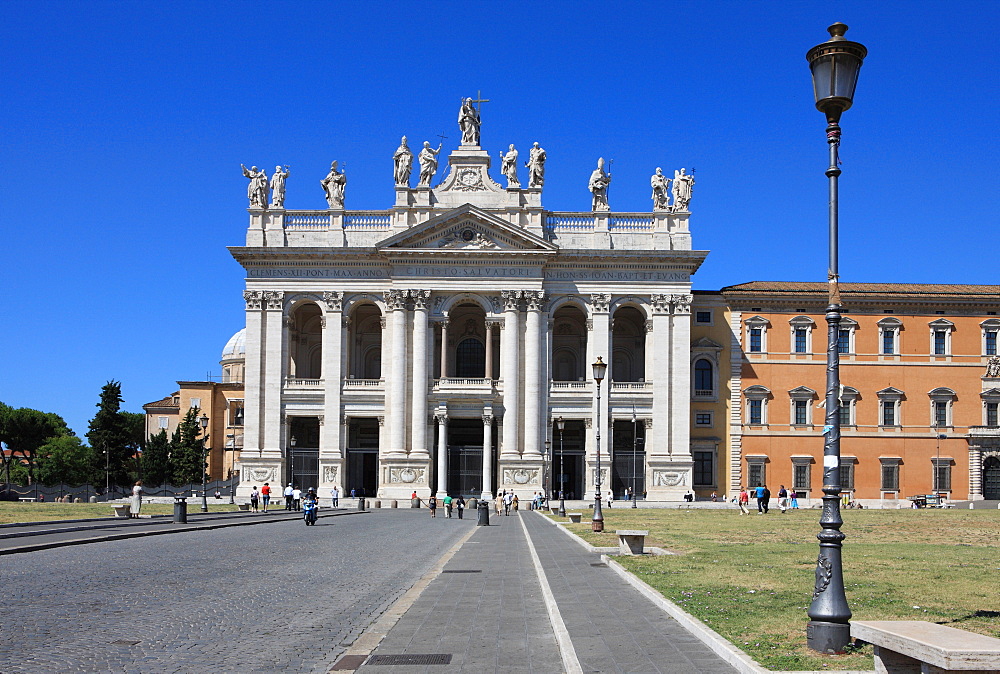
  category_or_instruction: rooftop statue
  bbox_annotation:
[650,167,670,211]
[458,97,481,145]
[589,157,612,211]
[270,165,290,208]
[526,142,546,188]
[500,144,520,187]
[241,164,269,209]
[417,141,442,187]
[393,136,413,187]
[320,161,346,209]
[672,168,695,212]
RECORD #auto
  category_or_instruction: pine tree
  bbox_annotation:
[171,407,206,486]
[142,430,172,486]
[86,381,133,490]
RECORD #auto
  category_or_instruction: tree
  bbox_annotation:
[0,404,70,485]
[121,411,146,481]
[35,435,98,486]
[86,381,134,490]
[142,430,171,486]
[171,407,206,486]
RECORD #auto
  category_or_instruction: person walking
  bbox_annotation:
[455,495,465,519]
[496,491,504,516]
[130,481,143,518]
[759,485,771,514]
[790,489,799,509]
[261,482,271,512]
[330,486,339,508]
[249,486,260,513]
[284,483,294,510]
[428,493,437,517]
[737,487,750,515]
[607,490,614,507]
[443,493,453,518]
[755,485,766,514]
[503,491,513,515]
[777,485,789,513]
[292,486,302,511]
[512,494,519,512]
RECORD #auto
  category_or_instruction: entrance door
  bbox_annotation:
[984,456,1000,500]
[447,446,483,497]
[347,419,379,497]
[611,420,646,498]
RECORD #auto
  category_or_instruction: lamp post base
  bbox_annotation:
[806,620,851,654]
[592,497,604,532]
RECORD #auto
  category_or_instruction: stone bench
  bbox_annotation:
[616,529,649,555]
[567,513,582,524]
[238,503,250,511]
[112,504,131,517]
[852,620,1000,673]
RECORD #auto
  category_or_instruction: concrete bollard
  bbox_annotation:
[389,500,397,508]
[411,498,420,508]
[373,499,381,509]
[467,498,478,511]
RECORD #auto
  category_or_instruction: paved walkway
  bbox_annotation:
[353,510,736,673]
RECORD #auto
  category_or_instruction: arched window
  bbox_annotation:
[455,338,485,378]
[694,359,714,396]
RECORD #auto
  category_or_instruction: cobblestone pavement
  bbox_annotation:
[0,509,474,673]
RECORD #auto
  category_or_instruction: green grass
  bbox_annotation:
[554,508,1000,671]
[0,502,241,524]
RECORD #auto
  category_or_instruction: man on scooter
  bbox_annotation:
[303,488,319,525]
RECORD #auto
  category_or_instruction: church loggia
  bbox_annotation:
[230,100,706,501]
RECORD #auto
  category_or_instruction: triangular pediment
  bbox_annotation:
[376,204,556,253]
[691,337,723,350]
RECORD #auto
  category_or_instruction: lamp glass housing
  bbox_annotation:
[592,357,607,383]
[806,23,867,120]
[556,416,565,432]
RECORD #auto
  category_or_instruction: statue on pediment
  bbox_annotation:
[672,168,695,211]
[417,141,442,187]
[393,136,413,187]
[500,144,520,187]
[270,165,289,208]
[589,157,611,211]
[458,97,481,145]
[526,142,546,188]
[320,161,346,209]
[650,167,670,211]
[241,164,269,209]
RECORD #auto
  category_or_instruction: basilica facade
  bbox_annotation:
[231,109,706,501]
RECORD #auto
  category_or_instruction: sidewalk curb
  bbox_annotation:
[536,513,874,674]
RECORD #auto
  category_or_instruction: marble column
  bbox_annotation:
[482,411,494,499]
[650,294,672,458]
[500,291,521,457]
[436,413,448,495]
[262,291,285,459]
[385,290,408,457]
[524,291,545,455]
[484,321,494,380]
[410,290,431,459]
[242,291,264,460]
[439,319,449,378]
[670,294,693,459]
[322,292,344,462]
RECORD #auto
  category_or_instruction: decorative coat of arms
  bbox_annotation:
[453,168,486,191]
[653,470,685,487]
[503,468,539,485]
[390,467,426,484]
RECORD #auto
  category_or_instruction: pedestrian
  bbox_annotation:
[503,490,513,515]
[737,487,750,515]
[292,486,302,511]
[777,485,789,513]
[351,488,357,499]
[261,482,271,512]
[790,489,799,509]
[496,491,504,516]
[330,486,339,508]
[443,493,453,518]
[760,484,771,514]
[130,481,143,518]
[455,495,465,519]
[512,494,519,511]
[607,490,613,507]
[755,484,766,513]
[428,493,437,517]
[250,486,260,512]
[711,491,718,502]
[284,483,294,510]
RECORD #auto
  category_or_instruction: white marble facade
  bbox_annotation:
[232,133,706,501]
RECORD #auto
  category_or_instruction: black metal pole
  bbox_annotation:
[632,411,638,508]
[200,438,208,512]
[558,427,565,517]
[806,119,851,653]
[592,378,604,532]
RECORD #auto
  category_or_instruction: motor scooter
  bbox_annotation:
[303,498,318,525]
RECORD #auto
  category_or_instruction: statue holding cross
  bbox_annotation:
[458,93,488,145]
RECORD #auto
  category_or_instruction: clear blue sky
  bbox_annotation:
[3,1,998,437]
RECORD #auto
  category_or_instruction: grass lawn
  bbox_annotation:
[0,502,242,524]
[554,507,1000,671]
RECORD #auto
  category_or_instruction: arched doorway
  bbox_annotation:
[552,305,587,381]
[289,304,323,379]
[611,306,646,382]
[348,303,383,379]
[984,455,1000,500]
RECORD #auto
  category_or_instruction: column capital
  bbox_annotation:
[483,413,494,426]
[525,290,546,311]
[651,294,671,314]
[322,291,344,312]
[244,290,263,310]
[410,289,431,310]
[671,294,693,314]
[435,412,449,424]
[384,289,408,311]
[501,290,522,311]
[590,293,611,313]
[263,290,284,311]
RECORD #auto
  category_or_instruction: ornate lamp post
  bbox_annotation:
[557,416,566,517]
[544,439,551,502]
[592,357,607,532]
[199,414,209,512]
[288,436,297,491]
[805,22,866,654]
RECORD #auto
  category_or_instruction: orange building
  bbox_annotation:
[720,282,1000,506]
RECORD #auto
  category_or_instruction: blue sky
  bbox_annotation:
[3,1,998,436]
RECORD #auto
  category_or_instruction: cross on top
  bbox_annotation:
[470,90,490,113]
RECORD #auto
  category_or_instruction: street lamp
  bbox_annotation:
[288,436,297,491]
[805,22,867,655]
[557,416,566,517]
[592,356,607,532]
[632,407,638,509]
[199,414,209,513]
[544,439,551,502]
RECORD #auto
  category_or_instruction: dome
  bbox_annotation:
[221,328,246,360]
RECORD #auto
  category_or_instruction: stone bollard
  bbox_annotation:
[477,499,490,526]
[411,498,420,508]
[373,499,381,509]
[358,497,366,511]
[467,498,478,511]
[89,496,97,503]
[389,500,398,508]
